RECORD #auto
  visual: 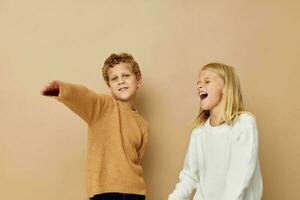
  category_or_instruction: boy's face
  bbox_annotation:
[107,62,141,103]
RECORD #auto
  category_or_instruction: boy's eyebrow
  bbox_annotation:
[109,75,117,79]
[109,72,131,78]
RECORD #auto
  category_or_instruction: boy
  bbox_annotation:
[41,53,150,200]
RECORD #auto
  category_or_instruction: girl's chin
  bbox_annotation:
[200,101,209,109]
[200,104,210,110]
[201,107,210,111]
[200,102,214,111]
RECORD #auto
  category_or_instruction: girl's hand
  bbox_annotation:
[41,80,60,96]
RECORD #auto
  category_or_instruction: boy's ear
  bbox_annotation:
[106,81,111,88]
[137,77,142,88]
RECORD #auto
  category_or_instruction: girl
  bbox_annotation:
[168,63,263,200]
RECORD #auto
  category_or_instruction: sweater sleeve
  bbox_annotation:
[168,131,199,200]
[54,81,106,124]
[221,115,259,200]
[137,127,150,161]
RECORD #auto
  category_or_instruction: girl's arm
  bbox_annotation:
[168,131,199,200]
[41,80,107,124]
[221,115,260,200]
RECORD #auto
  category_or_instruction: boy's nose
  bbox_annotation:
[118,77,125,84]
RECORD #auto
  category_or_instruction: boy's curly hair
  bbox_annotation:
[102,53,141,85]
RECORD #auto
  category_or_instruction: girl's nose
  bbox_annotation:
[197,82,202,89]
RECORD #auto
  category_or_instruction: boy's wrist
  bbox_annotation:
[44,88,59,96]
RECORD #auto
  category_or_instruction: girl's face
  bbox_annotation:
[197,69,225,112]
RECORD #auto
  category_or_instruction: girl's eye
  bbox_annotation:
[123,74,131,77]
[111,77,117,81]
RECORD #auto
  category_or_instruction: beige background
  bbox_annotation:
[1,0,300,200]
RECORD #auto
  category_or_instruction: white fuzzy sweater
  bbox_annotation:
[168,113,263,200]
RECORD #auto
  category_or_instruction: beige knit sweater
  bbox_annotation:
[55,81,150,198]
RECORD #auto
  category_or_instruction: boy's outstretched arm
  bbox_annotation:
[41,80,106,124]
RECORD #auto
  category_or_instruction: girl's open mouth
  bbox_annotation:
[199,92,208,100]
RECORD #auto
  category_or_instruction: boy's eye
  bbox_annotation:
[111,77,117,81]
[123,74,131,77]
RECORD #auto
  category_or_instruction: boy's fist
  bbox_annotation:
[41,81,60,96]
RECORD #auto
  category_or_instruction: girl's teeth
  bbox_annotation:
[200,92,208,99]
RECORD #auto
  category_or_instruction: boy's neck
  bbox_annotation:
[117,99,137,111]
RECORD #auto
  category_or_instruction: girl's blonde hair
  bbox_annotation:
[191,63,244,128]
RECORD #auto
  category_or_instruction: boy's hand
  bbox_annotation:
[41,81,60,96]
